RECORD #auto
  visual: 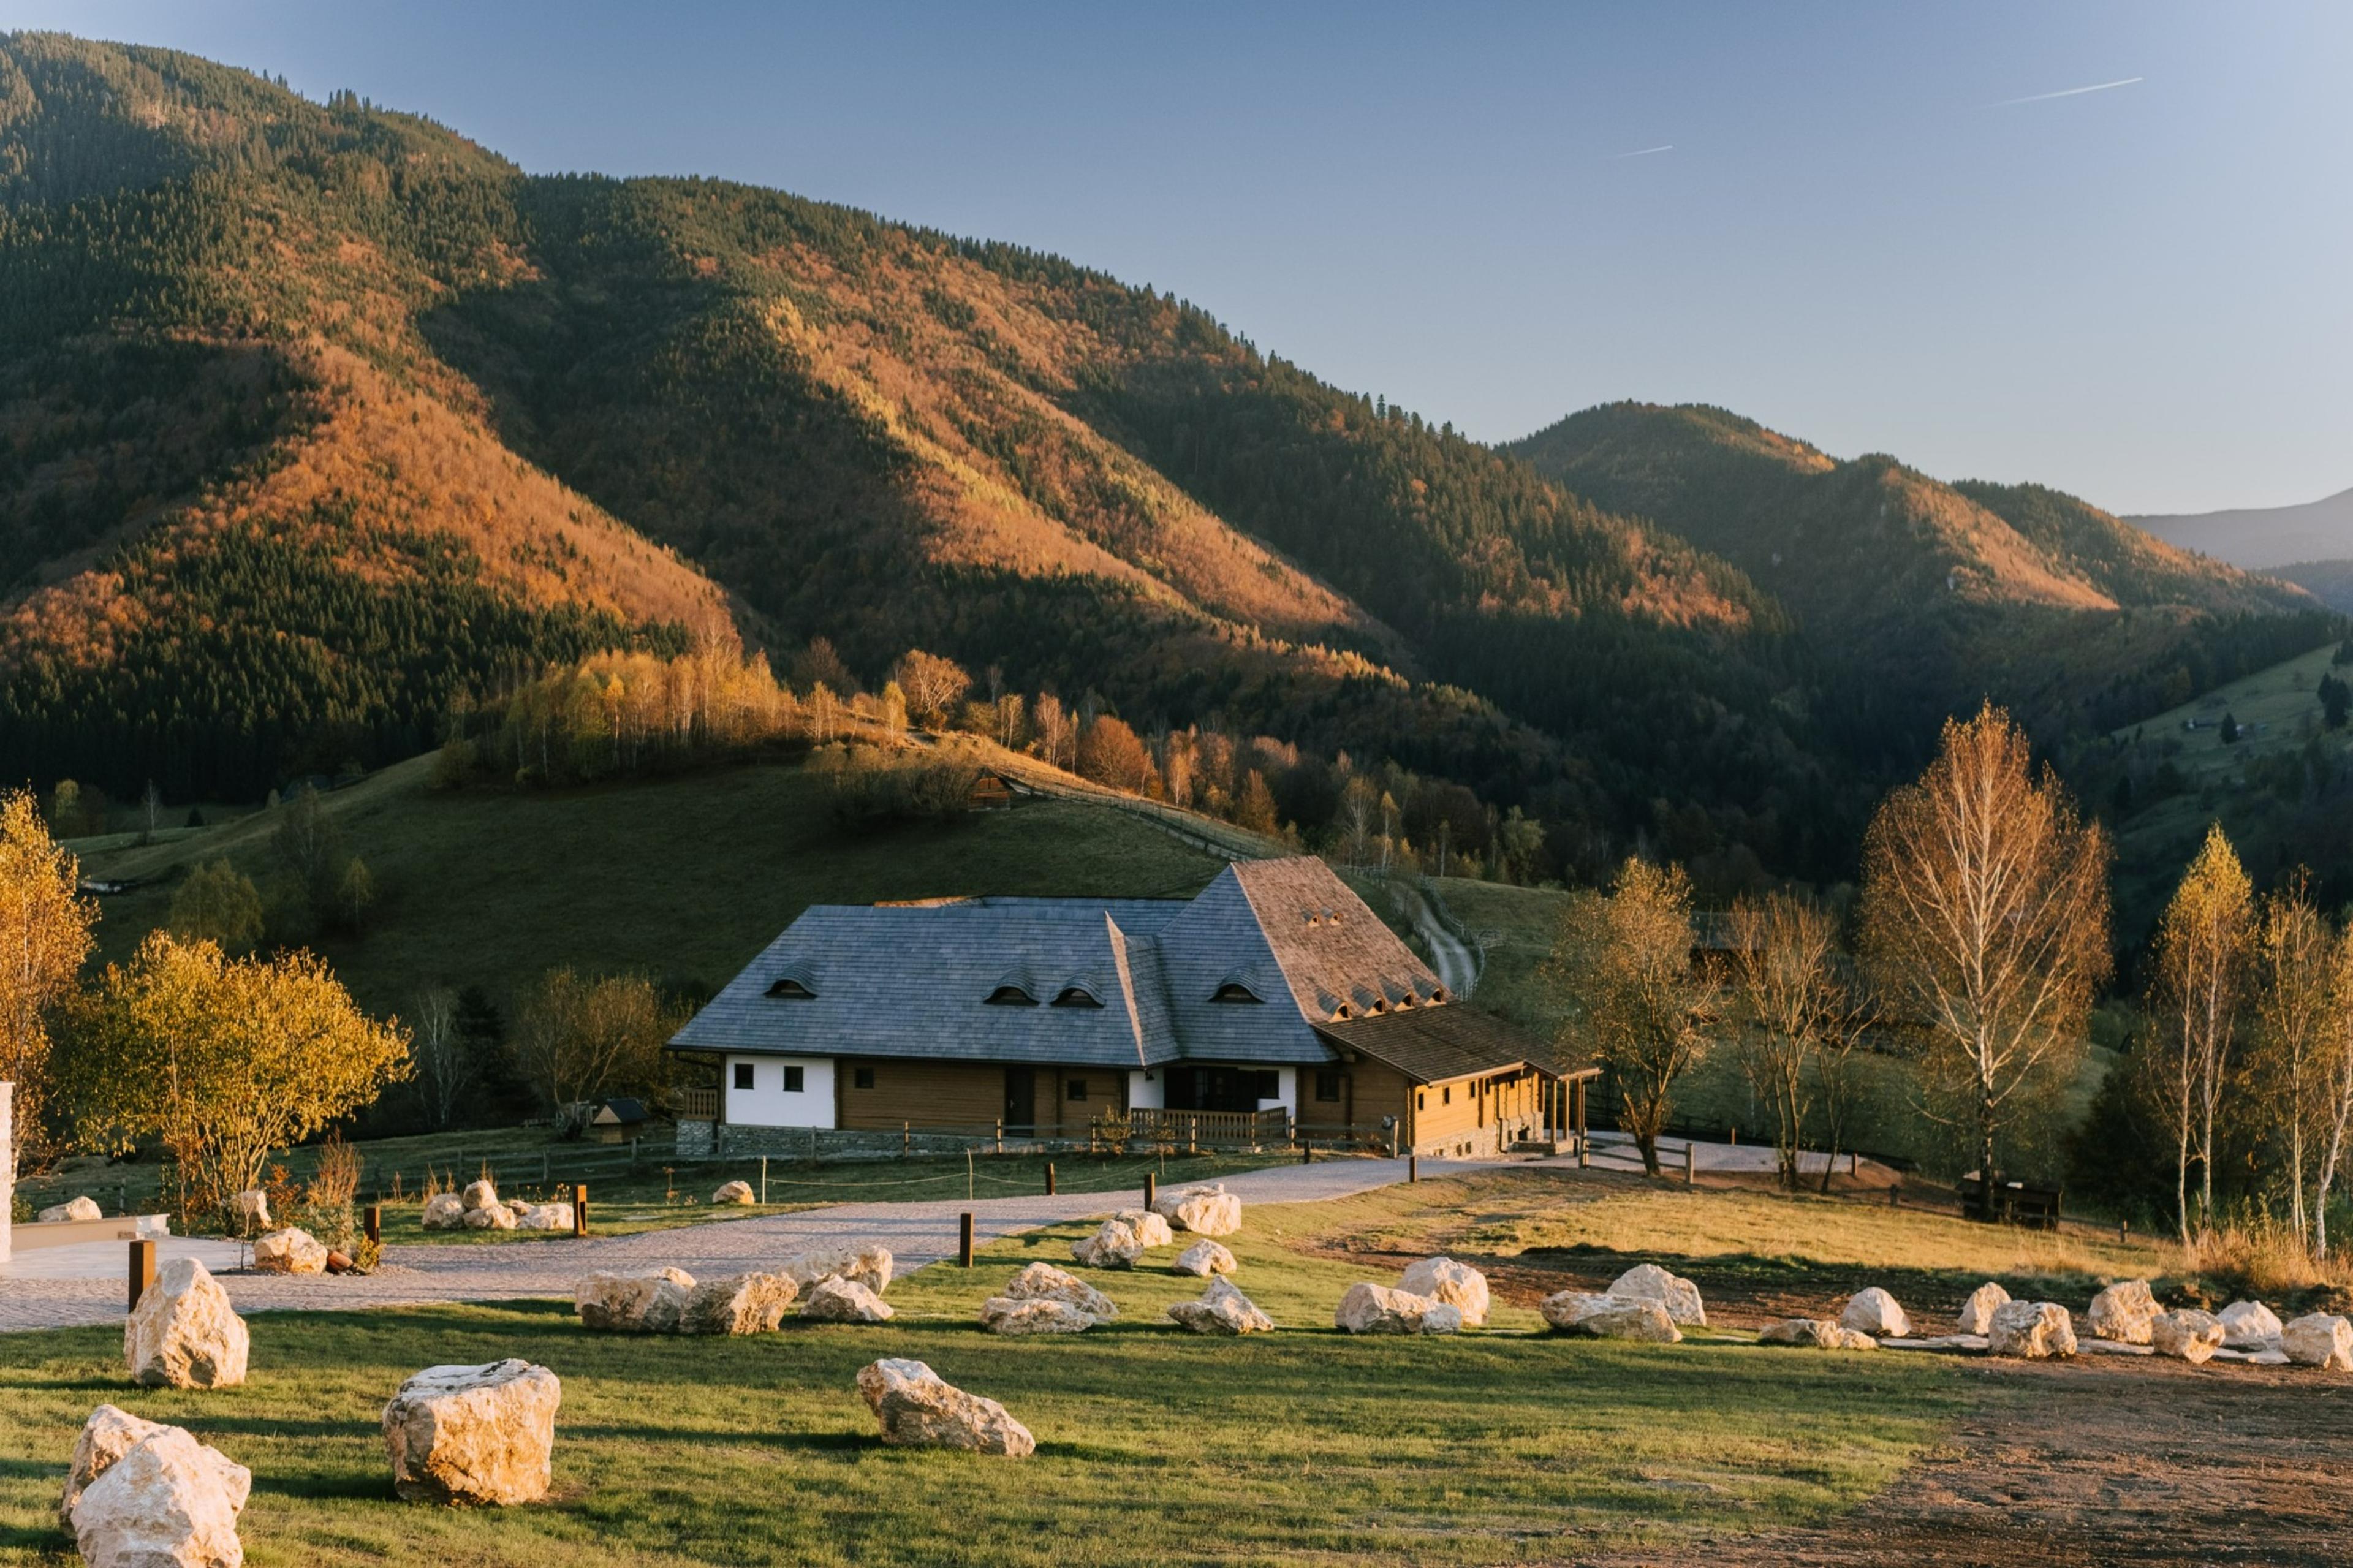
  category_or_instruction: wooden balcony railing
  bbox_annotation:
[671,1086,720,1122]
[1094,1106,1290,1150]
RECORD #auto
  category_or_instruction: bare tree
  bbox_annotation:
[2248,873,2344,1249]
[891,650,973,730]
[1859,703,2110,1209]
[1724,891,1846,1190]
[408,985,471,1130]
[2309,931,2353,1257]
[2142,824,2254,1243]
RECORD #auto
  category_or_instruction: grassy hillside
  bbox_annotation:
[74,751,1227,1021]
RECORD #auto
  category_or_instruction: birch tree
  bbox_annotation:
[1859,703,2110,1208]
[2309,932,2353,1257]
[2248,876,2345,1249]
[2142,824,2253,1243]
[1724,891,1846,1190]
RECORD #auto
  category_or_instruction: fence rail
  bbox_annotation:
[1093,1107,1291,1151]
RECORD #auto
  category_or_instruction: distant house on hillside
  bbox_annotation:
[668,856,1594,1157]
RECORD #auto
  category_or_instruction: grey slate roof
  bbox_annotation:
[670,857,1461,1071]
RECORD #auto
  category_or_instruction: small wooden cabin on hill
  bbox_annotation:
[669,856,1593,1155]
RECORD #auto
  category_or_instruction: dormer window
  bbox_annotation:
[765,977,816,999]
[985,985,1039,1006]
[1210,982,1263,1004]
[1051,986,1104,1009]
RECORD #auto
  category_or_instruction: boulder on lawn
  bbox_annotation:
[421,1193,466,1230]
[125,1257,249,1390]
[67,1422,250,1568]
[40,1195,102,1223]
[382,1358,561,1506]
[1607,1263,1706,1327]
[1840,1287,1910,1339]
[59,1406,248,1531]
[711,1180,755,1206]
[2151,1308,2225,1363]
[1334,1282,1461,1335]
[1001,1261,1118,1320]
[574,1267,696,1333]
[461,1178,499,1212]
[979,1296,1095,1335]
[2218,1300,2284,1350]
[229,1189,271,1230]
[782,1243,894,1295]
[514,1202,572,1232]
[1539,1292,1683,1343]
[1115,1208,1175,1248]
[2281,1312,2353,1371]
[801,1275,895,1322]
[251,1226,328,1275]
[1398,1257,1490,1327]
[681,1271,800,1335]
[463,1201,517,1231]
[856,1357,1033,1456]
[1760,1317,1877,1350]
[1070,1216,1147,1270]
[1172,1240,1237,1278]
[1957,1280,2012,1335]
[1988,1300,2077,1359]
[1167,1276,1275,1336]
[1153,1184,1243,1237]
[2088,1279,2160,1344]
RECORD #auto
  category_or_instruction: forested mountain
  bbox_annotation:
[0,33,2330,888]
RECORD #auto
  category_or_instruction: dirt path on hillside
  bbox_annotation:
[1584,1354,2353,1567]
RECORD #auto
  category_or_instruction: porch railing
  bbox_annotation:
[1094,1107,1291,1151]
[671,1086,720,1121]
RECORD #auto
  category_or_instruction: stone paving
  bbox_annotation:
[0,1153,1522,1333]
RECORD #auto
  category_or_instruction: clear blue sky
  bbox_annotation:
[7,1,2348,512]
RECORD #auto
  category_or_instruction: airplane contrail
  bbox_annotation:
[1986,76,2143,107]
[1606,144,1674,159]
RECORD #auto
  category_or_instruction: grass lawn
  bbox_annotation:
[0,1180,1971,1566]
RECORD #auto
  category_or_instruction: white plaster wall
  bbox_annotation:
[1127,1069,1165,1110]
[724,1055,836,1129]
[1256,1066,1297,1117]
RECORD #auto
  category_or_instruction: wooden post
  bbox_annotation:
[958,1211,974,1268]
[127,1238,157,1315]
[630,1137,639,1172]
[1301,1140,1313,1165]
[1889,1182,1900,1210]
[1143,1173,1156,1213]
[542,1151,550,1185]
[1683,1143,1696,1186]
[995,1118,1004,1156]
[574,1184,589,1236]
[760,1156,769,1205]
[1408,1154,1418,1183]
[363,1205,381,1244]
[1045,1163,1056,1196]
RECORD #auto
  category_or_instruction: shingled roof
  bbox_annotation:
[1313,1006,1593,1086]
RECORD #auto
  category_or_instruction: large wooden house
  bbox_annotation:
[669,857,1594,1156]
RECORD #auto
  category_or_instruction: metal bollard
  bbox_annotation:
[959,1211,975,1268]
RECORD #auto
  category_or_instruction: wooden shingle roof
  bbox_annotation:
[1313,1006,1593,1086]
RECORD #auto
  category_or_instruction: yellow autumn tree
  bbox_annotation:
[2141,824,2254,1244]
[65,932,410,1226]
[0,790,98,1170]
[2246,874,2346,1251]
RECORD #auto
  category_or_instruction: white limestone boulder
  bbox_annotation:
[2218,1300,2284,1350]
[574,1267,696,1333]
[1988,1300,2077,1359]
[421,1194,466,1230]
[1607,1263,1706,1327]
[1334,1282,1461,1335]
[1115,1208,1175,1248]
[126,1257,249,1390]
[1760,1317,1877,1350]
[2088,1279,2159,1345]
[1540,1291,1683,1343]
[1399,1257,1491,1327]
[59,1407,236,1531]
[2151,1308,2225,1363]
[229,1190,271,1230]
[1172,1240,1237,1278]
[514,1202,572,1232]
[2281,1312,2353,1371]
[250,1227,328,1276]
[681,1271,799,1335]
[857,1358,1033,1456]
[382,1358,561,1506]
[41,1195,102,1223]
[801,1275,895,1322]
[1167,1276,1275,1335]
[1070,1217,1147,1269]
[463,1201,517,1231]
[1001,1261,1118,1320]
[1840,1287,1909,1339]
[1957,1280,2012,1335]
[782,1243,893,1295]
[68,1423,251,1568]
[461,1178,499,1212]
[711,1180,755,1206]
[1153,1184,1243,1237]
[979,1297,1096,1335]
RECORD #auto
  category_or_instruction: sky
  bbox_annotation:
[6,1,2348,513]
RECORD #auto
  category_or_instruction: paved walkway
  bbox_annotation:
[0,1154,1510,1333]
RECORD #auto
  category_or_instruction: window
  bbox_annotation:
[1051,986,1104,1008]
[1066,1078,1089,1102]
[733,1062,754,1091]
[783,1066,805,1093]
[1210,982,1262,1004]
[1416,1089,1427,1111]
[1252,1070,1280,1100]
[985,985,1039,1006]
[854,1067,876,1090]
[1442,1085,1452,1105]
[765,977,815,999]
[1315,1070,1342,1103]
